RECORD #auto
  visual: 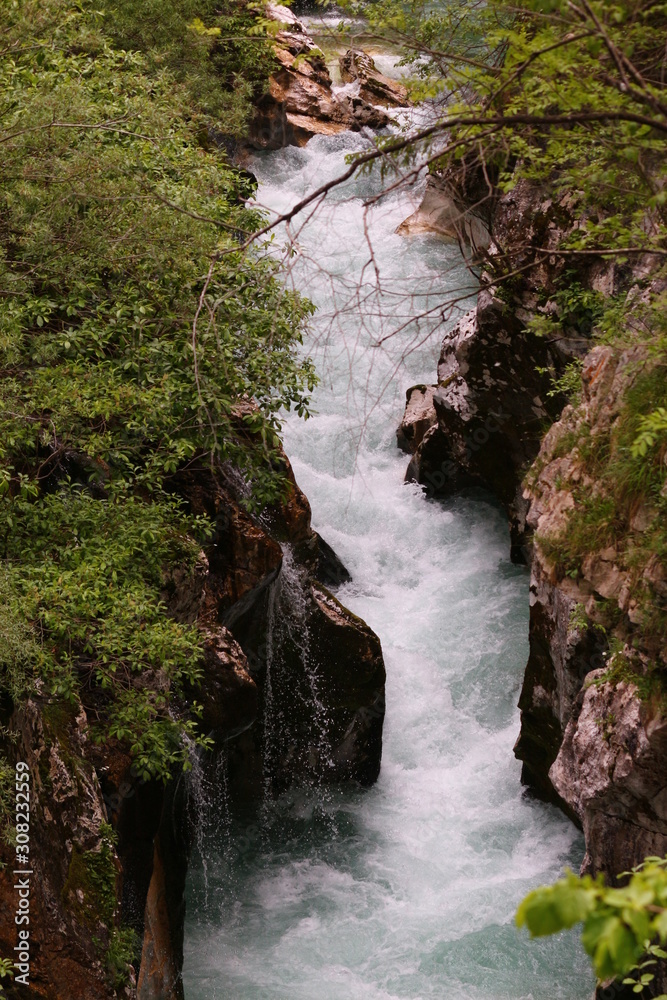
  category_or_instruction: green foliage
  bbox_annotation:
[103,0,276,135]
[346,0,666,261]
[1,0,315,501]
[530,284,606,342]
[63,821,118,928]
[0,755,14,845]
[1,487,214,779]
[632,408,667,459]
[0,958,13,991]
[0,567,39,705]
[0,0,317,778]
[568,602,606,636]
[595,651,667,710]
[105,926,141,989]
[517,858,667,992]
[536,359,584,401]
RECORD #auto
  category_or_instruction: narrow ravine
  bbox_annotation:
[182,109,595,999]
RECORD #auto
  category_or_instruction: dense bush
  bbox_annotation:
[0,0,316,778]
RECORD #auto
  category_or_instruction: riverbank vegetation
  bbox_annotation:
[0,0,316,780]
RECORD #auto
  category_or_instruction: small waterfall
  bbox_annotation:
[261,543,333,800]
[261,570,281,804]
[182,734,233,916]
[182,732,210,909]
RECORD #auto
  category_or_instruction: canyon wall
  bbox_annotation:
[398,173,667,886]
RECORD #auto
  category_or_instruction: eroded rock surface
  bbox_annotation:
[249,6,391,148]
[339,49,408,107]
[397,174,490,251]
[0,701,129,1000]
[516,336,666,819]
[396,384,437,454]
[403,290,559,561]
[550,674,667,878]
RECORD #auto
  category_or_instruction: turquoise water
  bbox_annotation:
[182,124,594,1000]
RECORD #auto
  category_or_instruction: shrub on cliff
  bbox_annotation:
[0,0,316,779]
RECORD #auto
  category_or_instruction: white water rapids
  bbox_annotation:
[182,116,595,999]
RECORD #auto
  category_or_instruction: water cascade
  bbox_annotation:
[262,545,334,796]
[183,51,595,999]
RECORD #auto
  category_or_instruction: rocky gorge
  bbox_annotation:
[1,2,664,997]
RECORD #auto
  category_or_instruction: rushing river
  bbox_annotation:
[182,103,594,999]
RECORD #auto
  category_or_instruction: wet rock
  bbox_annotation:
[136,844,181,1000]
[249,7,390,149]
[396,384,438,454]
[403,294,559,561]
[230,569,386,792]
[339,49,408,107]
[0,700,128,1000]
[198,629,259,742]
[313,531,352,587]
[397,175,490,252]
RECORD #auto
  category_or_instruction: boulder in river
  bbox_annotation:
[249,6,391,148]
[339,49,409,107]
[396,384,438,454]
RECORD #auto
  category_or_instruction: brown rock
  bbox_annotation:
[0,701,127,1000]
[137,845,181,1000]
[397,384,438,454]
[249,10,391,149]
[339,49,408,107]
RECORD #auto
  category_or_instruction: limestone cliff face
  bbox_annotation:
[0,451,385,998]
[550,673,667,877]
[399,172,667,886]
[516,339,667,879]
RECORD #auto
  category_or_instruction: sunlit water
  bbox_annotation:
[182,116,594,999]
